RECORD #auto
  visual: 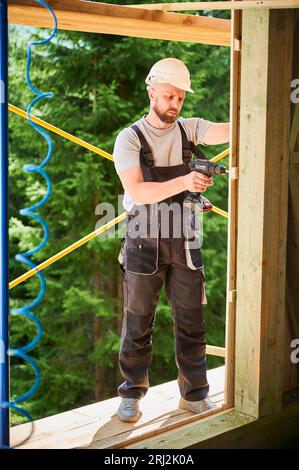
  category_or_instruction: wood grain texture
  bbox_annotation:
[129,1,299,11]
[10,366,225,449]
[235,8,294,418]
[224,2,241,409]
[8,0,231,46]
[284,12,299,390]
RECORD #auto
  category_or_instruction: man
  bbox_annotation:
[113,58,229,422]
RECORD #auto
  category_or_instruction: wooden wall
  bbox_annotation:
[284,10,299,391]
[235,8,295,418]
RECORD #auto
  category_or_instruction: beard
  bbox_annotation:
[153,101,178,124]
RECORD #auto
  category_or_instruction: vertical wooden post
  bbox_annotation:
[224,3,241,408]
[235,8,294,418]
[285,11,299,390]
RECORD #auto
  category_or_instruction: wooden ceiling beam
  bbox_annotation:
[8,0,231,47]
[128,1,299,11]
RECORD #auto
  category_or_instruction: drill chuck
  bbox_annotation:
[189,159,228,176]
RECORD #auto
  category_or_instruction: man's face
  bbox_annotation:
[149,83,186,124]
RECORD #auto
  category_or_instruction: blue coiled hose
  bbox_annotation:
[5,1,57,447]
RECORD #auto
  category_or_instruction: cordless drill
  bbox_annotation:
[184,159,229,212]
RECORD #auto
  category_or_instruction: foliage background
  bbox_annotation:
[8,1,230,424]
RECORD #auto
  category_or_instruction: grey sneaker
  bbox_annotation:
[179,397,219,414]
[117,398,141,422]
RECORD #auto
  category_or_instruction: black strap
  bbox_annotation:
[191,142,208,160]
[177,121,208,162]
[177,121,193,164]
[131,124,154,168]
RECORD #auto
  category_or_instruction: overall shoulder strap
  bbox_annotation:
[177,121,208,162]
[131,124,154,168]
[177,121,192,164]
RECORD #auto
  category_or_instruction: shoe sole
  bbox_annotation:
[179,399,219,414]
[116,411,142,423]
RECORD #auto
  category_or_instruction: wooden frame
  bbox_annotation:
[8,0,231,46]
[7,0,299,447]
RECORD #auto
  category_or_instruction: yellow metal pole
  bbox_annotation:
[8,103,113,161]
[9,204,228,289]
[9,103,229,164]
[9,212,127,290]
[210,148,229,219]
[210,147,229,163]
[211,206,229,218]
[9,105,230,289]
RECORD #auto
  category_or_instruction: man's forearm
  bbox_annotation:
[204,123,230,145]
[131,176,186,205]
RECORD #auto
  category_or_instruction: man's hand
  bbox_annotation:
[182,171,213,193]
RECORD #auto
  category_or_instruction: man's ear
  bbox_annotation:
[147,86,155,101]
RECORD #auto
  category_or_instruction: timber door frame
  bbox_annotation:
[8,0,297,423]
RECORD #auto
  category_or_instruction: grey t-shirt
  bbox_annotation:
[113,115,213,211]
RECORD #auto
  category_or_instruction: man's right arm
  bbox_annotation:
[113,127,212,205]
[118,167,213,205]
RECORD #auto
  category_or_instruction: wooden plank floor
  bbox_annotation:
[10,366,225,449]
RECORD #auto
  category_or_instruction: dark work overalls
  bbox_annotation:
[118,121,209,402]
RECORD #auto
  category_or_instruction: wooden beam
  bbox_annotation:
[206,345,226,357]
[290,150,299,163]
[128,396,299,449]
[128,1,299,11]
[290,103,299,152]
[286,99,299,342]
[126,409,255,449]
[8,0,231,46]
[235,9,294,418]
[224,1,241,409]
[284,13,299,390]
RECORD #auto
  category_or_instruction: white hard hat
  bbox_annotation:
[145,58,194,93]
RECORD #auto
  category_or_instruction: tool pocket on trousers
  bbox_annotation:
[184,210,203,270]
[125,236,159,275]
[184,237,204,270]
[200,268,208,305]
[123,273,128,310]
[118,237,126,272]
